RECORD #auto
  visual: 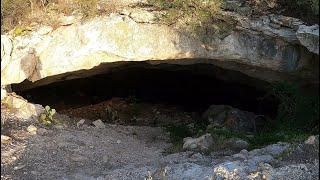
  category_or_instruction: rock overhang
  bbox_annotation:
[1,9,319,90]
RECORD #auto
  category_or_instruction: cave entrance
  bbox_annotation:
[12,62,278,125]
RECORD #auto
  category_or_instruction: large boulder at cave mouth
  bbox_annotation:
[202,105,258,132]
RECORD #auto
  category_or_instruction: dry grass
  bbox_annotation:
[1,0,122,34]
[1,0,31,33]
[76,0,99,18]
[146,0,231,44]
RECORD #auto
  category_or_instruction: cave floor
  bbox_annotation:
[59,97,195,127]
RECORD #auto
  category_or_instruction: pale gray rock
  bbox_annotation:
[1,11,317,87]
[92,119,106,129]
[232,139,249,151]
[202,104,256,132]
[27,125,37,134]
[1,88,7,100]
[248,142,290,158]
[76,119,86,128]
[183,133,213,152]
[296,24,319,54]
[304,135,319,146]
[1,35,13,72]
[36,26,53,35]
[37,128,48,136]
[4,94,43,120]
[270,162,319,180]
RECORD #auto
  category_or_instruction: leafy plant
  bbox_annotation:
[248,129,313,150]
[39,105,56,126]
[260,81,319,131]
[13,26,33,37]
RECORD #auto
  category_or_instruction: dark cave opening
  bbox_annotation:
[12,63,279,118]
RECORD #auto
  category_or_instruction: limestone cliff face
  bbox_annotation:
[1,7,319,87]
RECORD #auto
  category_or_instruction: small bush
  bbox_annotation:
[39,105,56,126]
[75,0,98,18]
[292,0,319,15]
[276,0,319,24]
[261,81,319,131]
[1,0,120,34]
[147,0,230,44]
[1,0,30,33]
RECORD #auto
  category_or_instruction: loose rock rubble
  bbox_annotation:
[1,96,318,180]
[1,111,318,180]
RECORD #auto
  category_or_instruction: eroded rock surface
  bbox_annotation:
[1,7,318,87]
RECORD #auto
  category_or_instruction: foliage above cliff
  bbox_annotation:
[1,0,319,34]
[0,0,121,33]
[275,0,319,24]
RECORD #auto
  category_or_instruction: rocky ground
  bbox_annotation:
[1,97,319,180]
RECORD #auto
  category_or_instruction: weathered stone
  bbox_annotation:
[304,135,319,145]
[1,10,317,87]
[59,15,82,26]
[76,119,86,128]
[296,25,319,54]
[1,135,11,142]
[13,164,25,170]
[4,94,43,120]
[1,35,13,72]
[36,26,53,35]
[231,139,249,151]
[183,133,213,152]
[37,128,48,136]
[213,154,274,179]
[27,125,37,134]
[270,163,317,180]
[202,104,256,132]
[248,142,290,158]
[1,88,7,101]
[231,153,246,161]
[92,119,106,129]
[1,46,38,86]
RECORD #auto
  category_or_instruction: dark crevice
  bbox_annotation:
[13,63,279,118]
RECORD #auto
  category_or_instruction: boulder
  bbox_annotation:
[1,88,7,101]
[248,142,290,158]
[183,133,213,152]
[1,35,13,72]
[304,135,319,146]
[202,104,257,132]
[92,119,106,129]
[229,139,249,151]
[27,125,38,134]
[1,135,11,143]
[296,25,319,54]
[3,93,43,120]
[37,128,48,136]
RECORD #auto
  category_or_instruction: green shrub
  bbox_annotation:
[147,0,230,43]
[295,0,319,15]
[39,105,56,126]
[278,0,319,16]
[261,81,319,131]
[310,0,319,15]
